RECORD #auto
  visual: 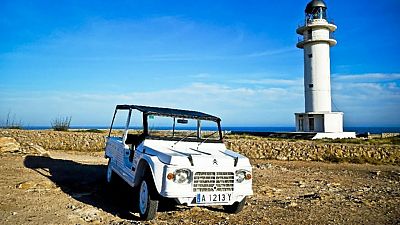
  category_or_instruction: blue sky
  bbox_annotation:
[1,0,399,127]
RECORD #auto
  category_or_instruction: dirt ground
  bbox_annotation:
[0,151,399,225]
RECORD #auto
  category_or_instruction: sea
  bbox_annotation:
[20,126,400,134]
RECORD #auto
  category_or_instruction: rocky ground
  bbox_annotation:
[0,141,399,225]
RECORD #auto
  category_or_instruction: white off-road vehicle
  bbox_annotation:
[105,104,253,220]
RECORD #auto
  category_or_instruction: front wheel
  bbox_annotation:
[138,179,159,220]
[223,197,246,214]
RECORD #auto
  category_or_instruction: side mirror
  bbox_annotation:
[177,119,188,124]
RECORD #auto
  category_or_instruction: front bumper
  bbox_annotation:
[159,166,253,206]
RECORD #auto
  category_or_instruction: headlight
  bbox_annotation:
[167,169,192,184]
[236,170,252,183]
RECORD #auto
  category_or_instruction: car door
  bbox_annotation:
[105,135,126,174]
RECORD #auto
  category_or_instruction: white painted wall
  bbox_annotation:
[295,112,343,133]
[303,26,333,113]
[324,113,343,132]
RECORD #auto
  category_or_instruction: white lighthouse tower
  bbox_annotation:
[295,0,355,139]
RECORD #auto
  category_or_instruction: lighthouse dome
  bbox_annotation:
[305,0,327,14]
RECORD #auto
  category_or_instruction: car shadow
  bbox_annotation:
[23,155,181,221]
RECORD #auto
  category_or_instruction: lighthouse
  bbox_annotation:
[295,0,355,139]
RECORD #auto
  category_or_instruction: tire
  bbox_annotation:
[138,178,159,220]
[106,158,115,185]
[223,197,246,214]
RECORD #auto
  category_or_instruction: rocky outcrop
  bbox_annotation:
[0,131,50,156]
[0,129,399,164]
[0,129,105,152]
[0,137,20,153]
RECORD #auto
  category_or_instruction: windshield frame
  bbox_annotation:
[144,113,223,143]
[108,106,224,143]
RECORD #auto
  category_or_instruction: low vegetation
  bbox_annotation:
[51,116,72,131]
[0,112,23,129]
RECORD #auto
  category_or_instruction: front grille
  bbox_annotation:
[193,172,234,192]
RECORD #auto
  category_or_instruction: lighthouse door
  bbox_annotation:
[309,117,315,131]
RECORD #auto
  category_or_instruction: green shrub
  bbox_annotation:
[51,116,72,131]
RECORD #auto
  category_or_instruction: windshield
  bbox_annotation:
[147,115,222,142]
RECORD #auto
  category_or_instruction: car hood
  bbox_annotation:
[141,139,250,167]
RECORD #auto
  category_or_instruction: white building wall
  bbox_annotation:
[303,27,332,113]
[295,113,343,133]
[324,113,343,132]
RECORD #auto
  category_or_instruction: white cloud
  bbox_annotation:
[332,73,400,98]
[331,73,400,126]
[1,71,399,126]
[190,73,212,79]
[0,82,303,126]
[332,73,400,82]
[243,47,296,58]
[232,78,303,86]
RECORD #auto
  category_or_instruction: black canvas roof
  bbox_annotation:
[116,104,220,122]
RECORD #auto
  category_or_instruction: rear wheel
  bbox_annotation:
[138,179,159,220]
[223,197,246,214]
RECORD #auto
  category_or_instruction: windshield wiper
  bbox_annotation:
[171,131,197,149]
[197,131,219,150]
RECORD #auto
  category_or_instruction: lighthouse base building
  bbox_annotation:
[295,112,354,139]
[295,0,355,139]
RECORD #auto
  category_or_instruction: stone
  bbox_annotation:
[265,163,273,169]
[299,193,321,200]
[30,144,49,156]
[370,171,381,176]
[276,156,288,161]
[295,181,306,188]
[67,204,78,210]
[77,208,102,223]
[191,206,203,212]
[0,137,20,153]
[327,182,341,187]
[16,181,36,189]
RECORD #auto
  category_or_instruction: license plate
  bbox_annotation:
[196,193,232,204]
